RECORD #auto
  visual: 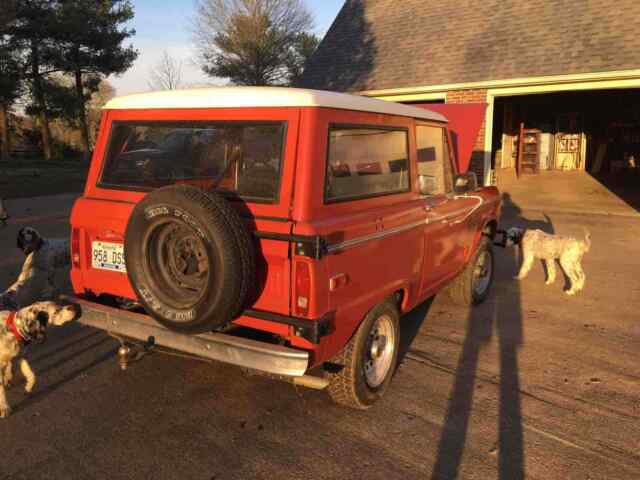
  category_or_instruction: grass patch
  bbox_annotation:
[0,157,89,199]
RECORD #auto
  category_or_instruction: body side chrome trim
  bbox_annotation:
[326,219,426,253]
[326,196,491,253]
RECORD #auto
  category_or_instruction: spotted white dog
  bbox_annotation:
[0,227,71,311]
[508,227,591,295]
[0,301,81,417]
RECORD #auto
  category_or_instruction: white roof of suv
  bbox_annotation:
[103,86,447,123]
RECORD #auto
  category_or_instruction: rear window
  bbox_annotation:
[325,126,410,202]
[99,121,286,203]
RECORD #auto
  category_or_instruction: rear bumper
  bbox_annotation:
[73,297,309,377]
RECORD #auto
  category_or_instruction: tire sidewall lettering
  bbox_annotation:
[137,283,197,322]
[143,205,206,239]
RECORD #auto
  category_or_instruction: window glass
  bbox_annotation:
[325,127,409,202]
[100,122,285,202]
[416,125,450,195]
[442,130,455,193]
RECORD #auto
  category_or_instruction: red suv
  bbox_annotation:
[71,87,500,409]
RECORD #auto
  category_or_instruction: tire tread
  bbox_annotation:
[326,300,399,410]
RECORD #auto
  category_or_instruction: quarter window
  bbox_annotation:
[416,126,453,196]
[325,127,410,202]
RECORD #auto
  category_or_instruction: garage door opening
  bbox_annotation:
[492,89,640,213]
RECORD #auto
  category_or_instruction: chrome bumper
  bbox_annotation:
[72,297,310,377]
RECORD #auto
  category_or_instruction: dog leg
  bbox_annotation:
[20,359,36,394]
[560,257,578,295]
[2,362,12,387]
[544,260,557,285]
[0,383,10,418]
[574,262,586,292]
[516,253,535,280]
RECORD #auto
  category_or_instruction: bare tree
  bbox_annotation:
[192,0,314,86]
[148,50,183,91]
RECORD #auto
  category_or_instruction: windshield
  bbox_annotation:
[99,121,286,203]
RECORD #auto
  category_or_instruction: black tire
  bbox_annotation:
[447,236,494,306]
[124,184,254,333]
[326,300,400,410]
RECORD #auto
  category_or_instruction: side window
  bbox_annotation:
[325,126,410,202]
[442,130,455,193]
[416,125,451,196]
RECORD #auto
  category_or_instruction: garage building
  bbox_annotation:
[300,0,640,207]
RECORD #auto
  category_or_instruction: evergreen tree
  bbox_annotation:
[10,0,58,160]
[50,0,137,158]
[0,36,23,160]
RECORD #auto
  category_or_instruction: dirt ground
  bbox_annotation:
[0,192,639,480]
[0,159,88,199]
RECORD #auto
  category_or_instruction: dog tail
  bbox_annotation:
[583,228,591,252]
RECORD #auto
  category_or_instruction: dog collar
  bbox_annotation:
[5,312,26,343]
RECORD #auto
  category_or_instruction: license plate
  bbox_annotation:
[92,241,126,272]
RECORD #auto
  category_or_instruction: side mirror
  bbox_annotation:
[418,175,438,196]
[454,172,478,194]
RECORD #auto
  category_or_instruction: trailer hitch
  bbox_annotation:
[109,331,218,370]
[114,335,156,370]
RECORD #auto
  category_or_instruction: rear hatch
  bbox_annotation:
[71,110,300,318]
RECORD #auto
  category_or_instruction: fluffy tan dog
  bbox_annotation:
[510,227,591,295]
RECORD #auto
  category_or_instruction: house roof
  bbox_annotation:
[300,0,640,92]
[103,86,447,121]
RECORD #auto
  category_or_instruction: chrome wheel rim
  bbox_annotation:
[473,249,492,297]
[363,314,396,388]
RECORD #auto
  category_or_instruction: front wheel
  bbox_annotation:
[326,300,400,410]
[447,236,494,306]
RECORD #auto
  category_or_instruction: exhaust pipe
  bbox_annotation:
[292,375,330,390]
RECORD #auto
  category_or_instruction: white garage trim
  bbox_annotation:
[482,76,640,185]
[359,69,640,98]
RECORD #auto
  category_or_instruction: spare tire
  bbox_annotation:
[124,184,255,333]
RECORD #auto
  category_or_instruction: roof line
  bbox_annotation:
[359,69,640,98]
[102,86,447,122]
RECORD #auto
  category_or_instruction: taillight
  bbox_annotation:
[294,261,311,316]
[71,228,80,268]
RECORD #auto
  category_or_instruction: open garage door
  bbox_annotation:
[492,89,640,214]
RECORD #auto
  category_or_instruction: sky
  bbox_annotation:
[109,0,345,96]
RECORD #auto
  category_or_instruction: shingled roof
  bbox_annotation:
[300,0,640,92]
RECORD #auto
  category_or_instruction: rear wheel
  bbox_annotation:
[447,236,494,306]
[326,300,400,409]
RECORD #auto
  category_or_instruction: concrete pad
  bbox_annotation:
[498,170,640,218]
[1,194,639,479]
